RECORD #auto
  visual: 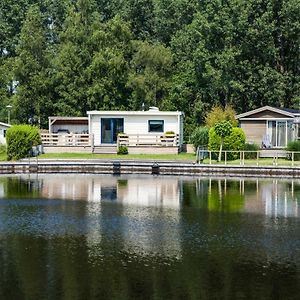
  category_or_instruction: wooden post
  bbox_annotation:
[209,151,212,165]
[225,151,227,165]
[292,152,294,167]
[257,151,259,166]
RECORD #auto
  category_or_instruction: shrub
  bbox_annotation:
[6,125,41,160]
[208,127,246,160]
[117,145,128,155]
[244,143,260,159]
[190,127,209,150]
[287,141,300,160]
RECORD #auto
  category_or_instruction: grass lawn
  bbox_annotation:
[36,153,300,166]
[38,152,197,161]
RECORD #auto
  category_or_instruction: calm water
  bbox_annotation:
[0,174,300,300]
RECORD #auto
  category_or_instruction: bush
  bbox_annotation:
[190,127,209,150]
[208,127,246,160]
[287,141,300,160]
[117,145,128,155]
[244,143,260,159]
[6,125,41,160]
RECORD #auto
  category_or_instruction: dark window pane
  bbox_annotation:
[148,120,164,132]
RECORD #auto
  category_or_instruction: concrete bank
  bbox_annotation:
[0,159,300,177]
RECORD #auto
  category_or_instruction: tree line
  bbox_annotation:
[0,0,299,137]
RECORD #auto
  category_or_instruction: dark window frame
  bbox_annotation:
[148,120,164,133]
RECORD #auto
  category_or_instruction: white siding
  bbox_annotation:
[90,114,180,146]
[0,125,9,144]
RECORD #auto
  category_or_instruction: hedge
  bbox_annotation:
[208,127,246,160]
[6,125,41,160]
[287,141,300,160]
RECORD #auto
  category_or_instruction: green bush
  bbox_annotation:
[208,127,246,160]
[6,125,41,160]
[244,143,260,159]
[117,145,128,155]
[190,127,209,150]
[287,141,300,160]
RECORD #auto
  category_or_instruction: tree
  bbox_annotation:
[13,5,50,126]
[214,121,233,161]
[127,41,173,110]
[205,105,238,128]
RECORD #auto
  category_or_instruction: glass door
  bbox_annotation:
[277,121,286,147]
[101,118,124,144]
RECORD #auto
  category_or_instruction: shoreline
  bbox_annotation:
[1,159,300,178]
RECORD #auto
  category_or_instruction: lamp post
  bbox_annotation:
[6,105,12,124]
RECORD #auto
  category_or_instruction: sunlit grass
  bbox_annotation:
[39,152,197,161]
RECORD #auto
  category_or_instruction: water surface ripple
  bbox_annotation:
[0,174,299,300]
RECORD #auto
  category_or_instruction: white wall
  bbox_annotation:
[90,114,180,146]
[0,125,9,144]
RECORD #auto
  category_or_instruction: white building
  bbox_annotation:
[0,122,11,144]
[87,108,184,146]
[42,108,184,153]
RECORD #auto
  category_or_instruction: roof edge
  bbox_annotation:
[236,106,295,119]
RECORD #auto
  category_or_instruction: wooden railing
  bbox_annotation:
[41,133,93,146]
[117,134,179,147]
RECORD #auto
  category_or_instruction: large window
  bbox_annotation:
[267,120,293,147]
[148,120,164,132]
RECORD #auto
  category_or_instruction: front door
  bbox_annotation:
[101,118,124,144]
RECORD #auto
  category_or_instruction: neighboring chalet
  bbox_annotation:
[48,116,88,134]
[0,122,11,144]
[236,106,300,148]
[42,108,184,154]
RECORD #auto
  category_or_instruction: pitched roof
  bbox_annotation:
[236,106,297,119]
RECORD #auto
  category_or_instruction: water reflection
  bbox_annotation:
[0,175,300,299]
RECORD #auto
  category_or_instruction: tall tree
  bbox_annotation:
[127,41,173,110]
[13,5,50,126]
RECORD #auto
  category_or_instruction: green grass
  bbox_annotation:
[0,145,7,161]
[38,152,197,161]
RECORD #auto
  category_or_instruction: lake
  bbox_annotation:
[0,174,299,300]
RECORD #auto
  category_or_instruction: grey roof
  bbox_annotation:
[278,107,300,114]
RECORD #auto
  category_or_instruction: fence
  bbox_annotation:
[117,134,179,147]
[41,133,93,146]
[196,149,300,167]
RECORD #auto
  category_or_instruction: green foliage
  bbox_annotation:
[0,144,7,161]
[205,105,238,128]
[209,127,246,160]
[6,125,41,160]
[287,141,300,160]
[214,121,233,139]
[117,145,128,155]
[0,0,299,138]
[13,5,50,127]
[190,127,209,149]
[244,143,260,159]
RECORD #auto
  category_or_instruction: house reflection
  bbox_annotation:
[37,174,180,208]
[36,174,182,258]
[201,177,299,217]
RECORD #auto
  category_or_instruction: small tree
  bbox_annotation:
[214,121,232,161]
[205,105,238,128]
[190,126,209,150]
